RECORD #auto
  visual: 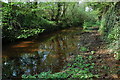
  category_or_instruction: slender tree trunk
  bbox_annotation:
[61,3,67,18]
[55,2,61,23]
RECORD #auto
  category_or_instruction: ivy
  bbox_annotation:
[22,55,99,79]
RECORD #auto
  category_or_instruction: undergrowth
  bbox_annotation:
[22,54,99,79]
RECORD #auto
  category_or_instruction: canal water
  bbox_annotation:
[2,27,85,79]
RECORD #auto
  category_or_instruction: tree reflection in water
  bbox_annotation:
[2,27,82,79]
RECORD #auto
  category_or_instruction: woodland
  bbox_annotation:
[1,1,120,79]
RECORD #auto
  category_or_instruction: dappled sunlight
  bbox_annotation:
[12,44,30,48]
[111,74,119,78]
[12,41,35,48]
[2,1,120,79]
[2,27,83,78]
[20,41,35,44]
[96,49,112,54]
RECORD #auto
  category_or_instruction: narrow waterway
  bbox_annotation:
[2,27,119,79]
[2,27,84,79]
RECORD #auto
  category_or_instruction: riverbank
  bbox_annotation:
[79,29,120,79]
[21,28,119,79]
[2,27,83,79]
[2,27,119,79]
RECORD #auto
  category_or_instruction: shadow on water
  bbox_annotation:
[2,27,83,79]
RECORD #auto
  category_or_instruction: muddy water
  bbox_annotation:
[2,27,84,79]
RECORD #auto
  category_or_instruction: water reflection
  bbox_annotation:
[2,27,82,79]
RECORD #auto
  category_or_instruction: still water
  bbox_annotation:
[2,27,83,79]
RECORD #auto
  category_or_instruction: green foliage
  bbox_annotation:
[91,51,96,54]
[114,50,120,60]
[2,2,46,41]
[98,2,120,60]
[17,28,45,39]
[82,4,101,29]
[2,2,94,41]
[108,26,119,41]
[80,47,89,52]
[22,55,99,79]
[83,21,100,30]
